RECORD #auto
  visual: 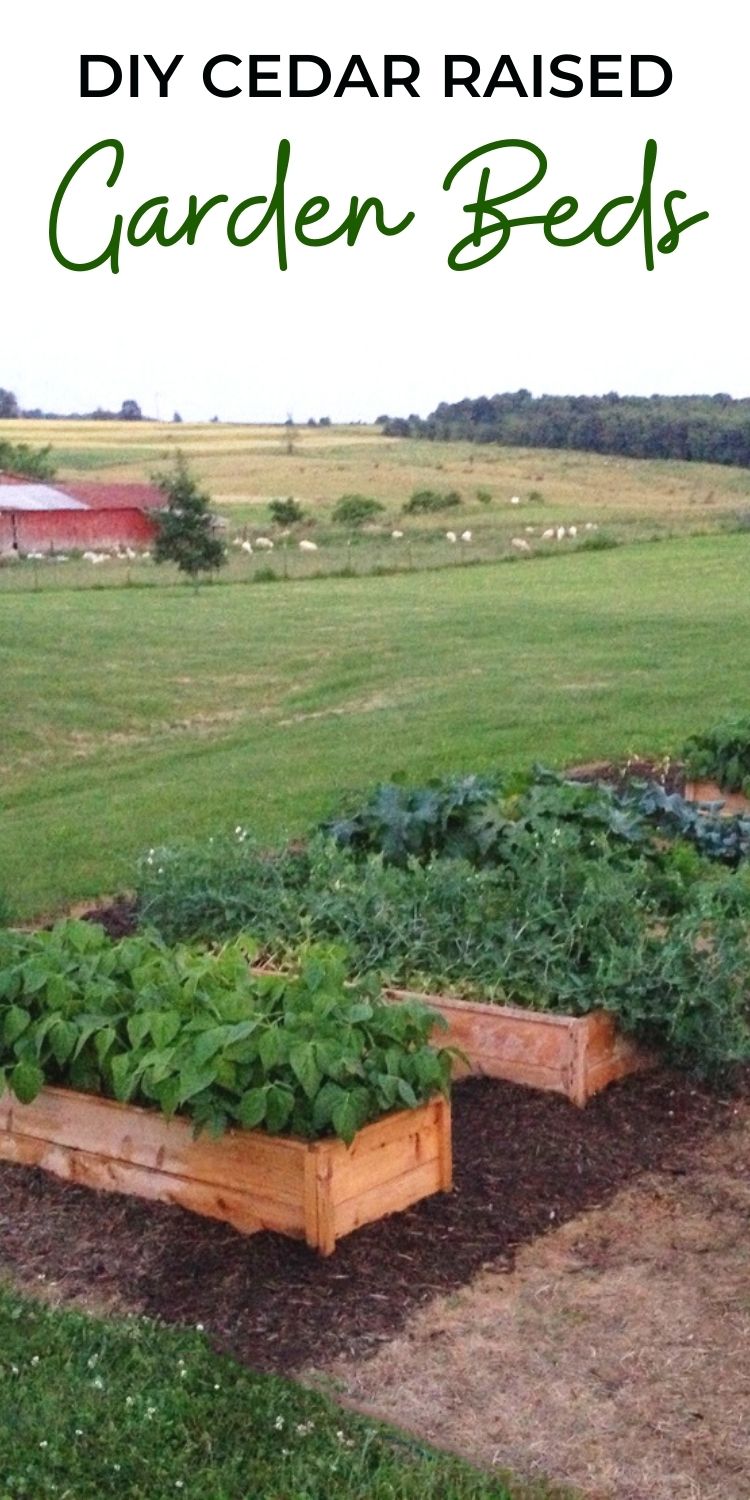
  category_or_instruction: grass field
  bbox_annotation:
[4,529,750,917]
[0,1287,544,1500]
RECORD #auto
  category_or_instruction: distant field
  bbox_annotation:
[3,531,750,917]
[4,418,750,537]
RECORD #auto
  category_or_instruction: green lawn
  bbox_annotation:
[0,1288,548,1500]
[3,532,750,918]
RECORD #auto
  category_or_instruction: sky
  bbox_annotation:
[1,1,746,423]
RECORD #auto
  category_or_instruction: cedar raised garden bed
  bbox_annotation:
[386,990,653,1107]
[684,780,750,816]
[0,1086,451,1256]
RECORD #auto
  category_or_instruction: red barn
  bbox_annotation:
[0,474,166,556]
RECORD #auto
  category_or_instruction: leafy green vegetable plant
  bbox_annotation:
[683,717,750,795]
[0,923,451,1143]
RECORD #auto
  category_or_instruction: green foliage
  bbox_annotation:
[402,489,462,514]
[384,389,750,470]
[324,774,508,866]
[0,1287,524,1500]
[152,456,226,580]
[0,438,55,479]
[269,496,305,526]
[476,489,493,504]
[683,716,750,795]
[577,530,619,551]
[332,494,386,527]
[136,816,750,1076]
[0,923,451,1143]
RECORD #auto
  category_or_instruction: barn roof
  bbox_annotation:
[56,481,166,510]
[0,474,165,511]
[0,482,88,511]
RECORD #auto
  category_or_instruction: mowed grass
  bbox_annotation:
[4,531,750,918]
[0,1288,543,1500]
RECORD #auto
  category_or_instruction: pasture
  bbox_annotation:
[2,420,750,595]
[3,525,750,917]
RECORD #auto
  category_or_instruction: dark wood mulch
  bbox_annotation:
[0,1071,738,1374]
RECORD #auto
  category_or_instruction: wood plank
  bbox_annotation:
[0,1088,306,1204]
[0,1130,305,1238]
[327,1120,440,1207]
[332,1159,446,1242]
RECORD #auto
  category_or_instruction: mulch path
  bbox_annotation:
[0,1070,738,1374]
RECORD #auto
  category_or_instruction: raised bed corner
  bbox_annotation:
[386,990,653,1107]
[0,1087,451,1256]
[684,780,750,816]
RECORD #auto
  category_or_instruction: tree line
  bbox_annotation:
[379,390,750,468]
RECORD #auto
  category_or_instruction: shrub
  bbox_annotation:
[402,489,462,515]
[577,530,619,551]
[332,494,385,527]
[0,922,451,1143]
[683,717,750,795]
[269,498,305,527]
[476,489,492,504]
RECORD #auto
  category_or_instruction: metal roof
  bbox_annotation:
[0,483,87,512]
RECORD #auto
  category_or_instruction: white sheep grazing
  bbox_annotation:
[585,522,599,531]
[240,540,254,554]
[254,537,274,550]
[568,525,578,537]
[299,539,318,552]
[391,529,404,539]
[445,531,457,543]
[510,495,521,505]
[511,537,531,553]
[27,551,45,560]
[541,528,555,540]
[556,526,567,541]
[460,530,472,542]
[232,537,243,547]
[524,526,535,534]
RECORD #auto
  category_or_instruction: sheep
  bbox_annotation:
[568,525,578,537]
[460,530,472,542]
[585,522,599,531]
[542,528,555,540]
[391,529,404,539]
[232,537,243,547]
[524,526,536,534]
[511,537,531,553]
[556,526,567,541]
[510,495,521,505]
[445,531,457,543]
[26,551,45,560]
[240,540,254,554]
[299,539,318,552]
[254,537,274,550]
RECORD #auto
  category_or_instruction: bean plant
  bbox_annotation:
[0,923,452,1143]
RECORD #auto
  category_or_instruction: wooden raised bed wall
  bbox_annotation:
[684,780,750,816]
[0,1087,451,1256]
[386,990,652,1107]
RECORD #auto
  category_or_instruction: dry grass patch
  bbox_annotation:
[319,1103,750,1500]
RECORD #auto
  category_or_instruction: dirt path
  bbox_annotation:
[317,1104,750,1500]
